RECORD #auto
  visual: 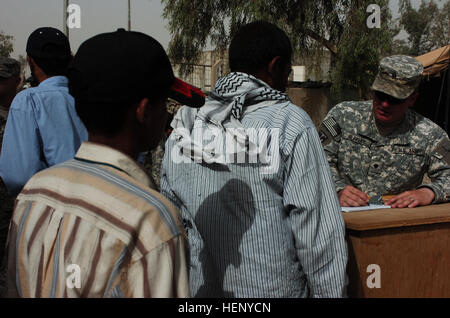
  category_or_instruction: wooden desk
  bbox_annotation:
[344,203,450,298]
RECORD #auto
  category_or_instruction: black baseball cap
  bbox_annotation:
[67,29,205,108]
[26,27,71,60]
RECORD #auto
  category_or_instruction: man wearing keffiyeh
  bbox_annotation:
[161,21,348,298]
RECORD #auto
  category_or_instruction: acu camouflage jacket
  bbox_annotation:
[320,101,450,203]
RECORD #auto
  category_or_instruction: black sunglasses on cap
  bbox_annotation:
[374,91,406,105]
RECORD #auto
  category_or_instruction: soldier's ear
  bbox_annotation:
[407,91,419,107]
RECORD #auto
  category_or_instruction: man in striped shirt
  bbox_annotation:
[5,29,205,298]
[161,22,348,297]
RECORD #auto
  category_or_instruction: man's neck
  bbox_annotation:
[36,73,51,84]
[31,66,51,84]
[88,133,139,160]
[374,117,405,136]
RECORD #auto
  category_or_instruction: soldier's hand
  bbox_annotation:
[386,188,435,208]
[338,186,369,207]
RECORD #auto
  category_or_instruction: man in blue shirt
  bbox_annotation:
[0,27,88,196]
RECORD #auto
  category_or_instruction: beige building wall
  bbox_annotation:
[172,50,229,92]
[286,87,330,128]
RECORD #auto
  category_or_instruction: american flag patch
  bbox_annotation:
[322,117,341,138]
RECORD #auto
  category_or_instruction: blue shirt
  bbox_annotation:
[0,76,88,196]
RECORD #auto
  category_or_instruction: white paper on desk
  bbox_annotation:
[341,205,391,212]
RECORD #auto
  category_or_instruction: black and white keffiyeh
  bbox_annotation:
[171,72,291,163]
[211,72,289,121]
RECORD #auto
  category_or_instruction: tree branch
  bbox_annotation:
[303,29,338,56]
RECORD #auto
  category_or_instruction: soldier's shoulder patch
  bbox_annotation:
[319,116,342,145]
[323,116,342,139]
[433,137,450,165]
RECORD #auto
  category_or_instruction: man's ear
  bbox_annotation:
[407,91,419,108]
[27,56,38,76]
[136,98,150,124]
[26,56,33,67]
[267,56,282,76]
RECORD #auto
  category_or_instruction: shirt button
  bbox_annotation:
[372,161,381,170]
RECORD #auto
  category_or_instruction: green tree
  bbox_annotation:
[393,0,449,56]
[429,0,450,49]
[18,54,27,81]
[332,3,395,99]
[0,30,14,57]
[162,0,394,99]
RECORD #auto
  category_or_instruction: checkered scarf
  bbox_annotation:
[171,72,290,163]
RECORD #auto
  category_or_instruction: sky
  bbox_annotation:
[0,0,431,61]
[0,0,171,59]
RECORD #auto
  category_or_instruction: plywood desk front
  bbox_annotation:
[343,203,450,297]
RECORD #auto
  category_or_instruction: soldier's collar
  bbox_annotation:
[371,109,415,139]
[386,110,415,138]
[367,110,382,142]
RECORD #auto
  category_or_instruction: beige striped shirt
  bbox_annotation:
[6,142,190,298]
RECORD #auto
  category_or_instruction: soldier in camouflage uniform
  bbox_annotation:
[320,55,450,208]
[0,57,21,295]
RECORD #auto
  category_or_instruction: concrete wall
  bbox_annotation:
[286,87,330,128]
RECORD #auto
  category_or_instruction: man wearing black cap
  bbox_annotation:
[0,27,88,197]
[5,29,204,297]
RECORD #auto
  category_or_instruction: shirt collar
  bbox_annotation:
[38,76,68,88]
[74,142,154,189]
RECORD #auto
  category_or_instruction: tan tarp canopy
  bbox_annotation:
[415,45,450,77]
